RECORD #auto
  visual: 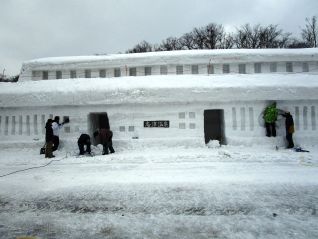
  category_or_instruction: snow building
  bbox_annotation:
[1,48,318,148]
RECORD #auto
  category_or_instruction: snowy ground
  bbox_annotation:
[0,142,318,239]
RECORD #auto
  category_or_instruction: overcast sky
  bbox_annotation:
[1,0,317,75]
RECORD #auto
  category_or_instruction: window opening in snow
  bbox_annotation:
[74,126,80,132]
[223,64,230,74]
[179,123,186,129]
[85,70,91,78]
[302,62,309,72]
[189,123,196,129]
[311,106,316,130]
[70,70,77,78]
[114,68,121,77]
[176,65,183,75]
[303,106,308,130]
[19,116,23,135]
[178,112,185,119]
[204,109,225,144]
[42,71,48,80]
[99,69,106,78]
[295,107,300,130]
[34,115,38,135]
[249,107,254,131]
[41,115,45,134]
[286,62,293,72]
[63,116,70,133]
[32,71,41,79]
[5,116,9,135]
[240,107,246,131]
[160,65,168,75]
[232,107,237,130]
[191,65,199,74]
[254,63,261,73]
[11,116,16,135]
[119,126,125,132]
[270,62,277,72]
[207,64,214,74]
[145,67,152,76]
[238,64,246,74]
[56,71,62,79]
[129,67,137,76]
[189,112,195,119]
[26,115,30,136]
[128,126,135,132]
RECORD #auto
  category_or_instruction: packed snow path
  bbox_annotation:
[0,145,317,239]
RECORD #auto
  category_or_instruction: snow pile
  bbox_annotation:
[206,140,221,148]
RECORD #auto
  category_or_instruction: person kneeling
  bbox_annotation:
[78,134,91,155]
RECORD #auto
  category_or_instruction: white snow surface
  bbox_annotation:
[1,74,318,107]
[0,142,317,238]
[22,48,318,66]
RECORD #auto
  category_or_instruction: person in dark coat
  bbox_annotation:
[45,119,55,158]
[77,134,91,155]
[282,111,295,148]
[94,128,115,155]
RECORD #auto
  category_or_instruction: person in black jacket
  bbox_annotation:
[78,134,91,155]
[94,128,115,155]
[282,111,295,148]
[45,119,55,158]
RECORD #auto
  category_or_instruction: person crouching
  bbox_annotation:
[94,128,115,155]
[77,134,91,155]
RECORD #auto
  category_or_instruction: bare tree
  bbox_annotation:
[179,32,196,50]
[259,25,291,48]
[157,37,183,51]
[220,33,235,49]
[234,24,260,48]
[234,24,291,48]
[202,23,225,49]
[301,16,318,47]
[288,40,310,48]
[126,41,153,53]
[191,27,206,49]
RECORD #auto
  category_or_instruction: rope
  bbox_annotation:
[0,152,72,178]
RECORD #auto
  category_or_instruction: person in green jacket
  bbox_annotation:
[263,102,278,137]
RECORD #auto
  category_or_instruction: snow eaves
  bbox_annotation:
[0,74,318,108]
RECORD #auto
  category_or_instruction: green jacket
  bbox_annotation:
[264,105,278,123]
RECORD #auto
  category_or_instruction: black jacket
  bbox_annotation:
[45,121,54,143]
[78,134,91,145]
[282,113,294,132]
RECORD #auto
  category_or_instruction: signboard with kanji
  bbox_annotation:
[144,121,169,128]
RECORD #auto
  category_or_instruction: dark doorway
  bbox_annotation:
[204,109,225,144]
[88,112,109,145]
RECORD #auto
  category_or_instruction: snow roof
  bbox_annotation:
[22,48,318,68]
[1,74,318,108]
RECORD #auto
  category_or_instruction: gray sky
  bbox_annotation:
[1,0,317,75]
